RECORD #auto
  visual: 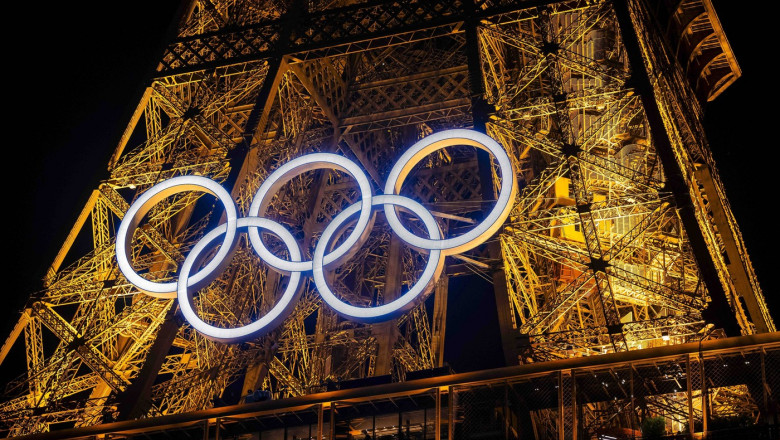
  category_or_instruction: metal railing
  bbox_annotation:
[14,332,780,440]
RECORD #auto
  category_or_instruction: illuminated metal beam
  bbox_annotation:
[613,0,740,335]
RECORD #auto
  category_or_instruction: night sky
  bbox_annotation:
[3,0,776,378]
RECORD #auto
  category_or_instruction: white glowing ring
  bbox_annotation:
[177,217,303,342]
[383,129,517,255]
[247,153,374,273]
[116,176,238,298]
[312,195,444,323]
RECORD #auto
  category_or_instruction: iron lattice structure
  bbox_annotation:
[0,0,773,436]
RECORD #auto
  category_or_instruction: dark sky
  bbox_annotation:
[698,1,779,318]
[3,0,776,356]
[6,1,182,316]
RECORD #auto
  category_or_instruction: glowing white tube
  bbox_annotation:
[116,176,238,298]
[246,153,374,273]
[177,217,303,342]
[312,195,444,322]
[383,129,516,255]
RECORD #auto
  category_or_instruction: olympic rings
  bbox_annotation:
[116,129,515,341]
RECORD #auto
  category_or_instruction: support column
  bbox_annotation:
[215,0,306,198]
[330,402,336,440]
[373,236,403,375]
[448,386,455,440]
[318,403,325,440]
[436,387,442,440]
[700,355,709,434]
[115,3,305,417]
[558,370,575,440]
[687,355,694,438]
[463,4,519,367]
[115,305,180,420]
[630,366,636,432]
[431,276,449,367]
[761,349,774,425]
[612,0,740,335]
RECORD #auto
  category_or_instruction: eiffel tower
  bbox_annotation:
[0,0,773,436]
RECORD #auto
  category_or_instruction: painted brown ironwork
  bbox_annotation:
[0,0,771,436]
